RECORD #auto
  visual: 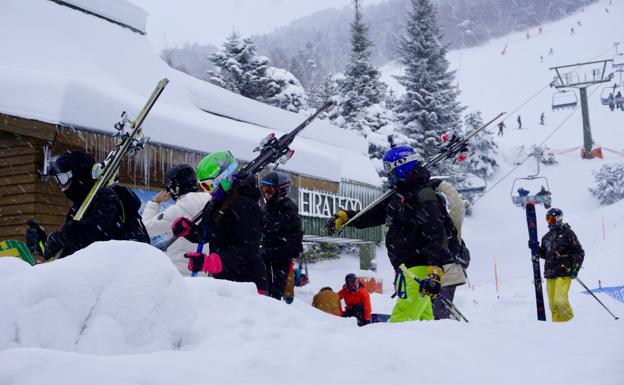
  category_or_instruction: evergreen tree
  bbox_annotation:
[338,0,386,129]
[393,0,464,162]
[464,111,499,178]
[590,163,624,205]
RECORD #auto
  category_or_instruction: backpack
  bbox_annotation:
[111,185,150,243]
[430,180,470,269]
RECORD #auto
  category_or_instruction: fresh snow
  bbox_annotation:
[1,0,623,384]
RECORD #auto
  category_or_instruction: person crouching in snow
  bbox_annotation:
[312,287,342,316]
[535,208,584,322]
[326,146,448,322]
[338,273,372,326]
[171,150,268,294]
[142,164,210,276]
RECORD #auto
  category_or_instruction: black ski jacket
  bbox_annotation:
[538,223,584,278]
[202,176,268,292]
[346,169,449,270]
[60,187,126,257]
[261,197,303,263]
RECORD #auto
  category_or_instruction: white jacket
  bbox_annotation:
[142,192,210,276]
[437,181,467,287]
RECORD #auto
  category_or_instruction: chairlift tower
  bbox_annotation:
[549,59,613,159]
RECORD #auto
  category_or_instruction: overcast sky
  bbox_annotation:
[129,0,387,51]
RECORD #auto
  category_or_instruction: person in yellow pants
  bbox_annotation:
[326,146,449,323]
[536,208,584,322]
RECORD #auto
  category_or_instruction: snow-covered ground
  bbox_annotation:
[1,0,624,384]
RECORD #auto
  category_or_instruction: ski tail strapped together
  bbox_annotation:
[50,78,170,261]
[340,112,506,233]
[157,100,334,252]
[399,264,469,323]
[526,202,547,321]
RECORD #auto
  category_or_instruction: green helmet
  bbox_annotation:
[196,151,239,193]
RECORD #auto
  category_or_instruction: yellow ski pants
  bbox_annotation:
[546,277,574,322]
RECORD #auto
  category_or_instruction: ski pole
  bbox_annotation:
[399,264,469,323]
[575,277,619,320]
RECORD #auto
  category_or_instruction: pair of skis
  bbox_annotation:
[49,78,170,261]
[339,112,505,234]
[156,100,334,252]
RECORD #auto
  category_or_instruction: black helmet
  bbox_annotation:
[345,273,358,291]
[260,171,291,202]
[546,208,563,228]
[50,150,96,202]
[165,164,198,200]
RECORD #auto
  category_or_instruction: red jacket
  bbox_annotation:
[338,283,371,321]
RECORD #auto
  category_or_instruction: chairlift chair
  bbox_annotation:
[600,84,624,106]
[511,176,552,208]
[551,90,578,111]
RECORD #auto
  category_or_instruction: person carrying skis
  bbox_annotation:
[312,287,342,316]
[338,273,372,326]
[171,151,268,293]
[142,164,210,276]
[259,171,303,301]
[534,208,585,322]
[497,121,506,136]
[326,146,449,322]
[35,150,146,259]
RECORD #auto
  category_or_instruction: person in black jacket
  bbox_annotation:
[326,146,449,322]
[259,171,303,301]
[38,151,128,259]
[172,151,268,294]
[535,208,584,322]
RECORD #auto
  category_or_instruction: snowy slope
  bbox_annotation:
[1,1,623,385]
[0,0,380,186]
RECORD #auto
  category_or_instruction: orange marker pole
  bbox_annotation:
[494,256,501,300]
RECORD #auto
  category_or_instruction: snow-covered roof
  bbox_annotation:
[0,0,381,187]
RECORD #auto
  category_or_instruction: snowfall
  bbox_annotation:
[1,0,624,384]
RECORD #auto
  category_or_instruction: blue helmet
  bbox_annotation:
[383,146,420,186]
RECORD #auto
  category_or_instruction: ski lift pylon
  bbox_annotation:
[613,54,624,71]
[551,90,578,111]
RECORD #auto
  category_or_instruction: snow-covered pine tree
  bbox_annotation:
[338,0,386,129]
[209,31,307,112]
[394,0,464,165]
[590,163,624,205]
[464,111,499,178]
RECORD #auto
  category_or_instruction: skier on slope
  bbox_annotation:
[338,273,372,326]
[326,146,449,322]
[497,121,506,136]
[534,208,585,322]
[259,171,303,301]
[35,150,147,260]
[142,164,210,276]
[171,151,268,293]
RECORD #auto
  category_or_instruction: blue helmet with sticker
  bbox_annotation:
[383,146,420,186]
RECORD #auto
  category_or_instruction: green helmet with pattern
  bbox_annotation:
[196,151,239,194]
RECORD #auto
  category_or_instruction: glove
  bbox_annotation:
[43,231,65,261]
[325,210,349,235]
[172,217,195,238]
[568,261,581,279]
[184,252,222,274]
[420,266,444,298]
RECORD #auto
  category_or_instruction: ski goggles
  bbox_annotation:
[260,184,278,195]
[546,215,558,224]
[198,178,217,192]
[53,170,73,189]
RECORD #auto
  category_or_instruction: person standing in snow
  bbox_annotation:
[517,115,522,129]
[259,171,303,301]
[534,208,585,322]
[172,151,268,293]
[142,164,210,276]
[540,112,545,125]
[312,287,343,316]
[497,121,506,136]
[326,146,448,322]
[38,150,146,260]
[338,273,372,326]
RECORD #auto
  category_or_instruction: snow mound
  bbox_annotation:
[0,241,195,355]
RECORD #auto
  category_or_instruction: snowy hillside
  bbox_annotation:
[1,1,623,385]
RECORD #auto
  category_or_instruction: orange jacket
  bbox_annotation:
[312,287,342,316]
[338,283,371,321]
